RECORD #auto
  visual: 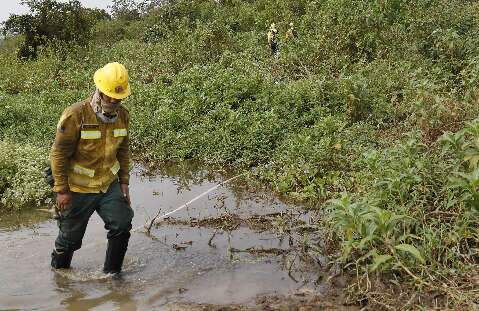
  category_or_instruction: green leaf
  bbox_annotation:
[370,254,393,272]
[358,235,375,249]
[464,154,479,169]
[395,244,425,264]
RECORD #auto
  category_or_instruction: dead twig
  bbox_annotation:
[146,207,163,235]
[208,228,218,248]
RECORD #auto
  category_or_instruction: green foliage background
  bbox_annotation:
[1,0,479,307]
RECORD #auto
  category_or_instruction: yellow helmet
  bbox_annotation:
[93,62,131,100]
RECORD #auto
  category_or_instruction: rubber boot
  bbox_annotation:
[103,232,130,274]
[51,249,74,269]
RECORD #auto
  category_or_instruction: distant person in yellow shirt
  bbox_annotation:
[285,22,298,41]
[267,23,279,58]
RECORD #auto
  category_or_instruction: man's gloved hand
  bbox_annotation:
[56,191,72,212]
[120,184,131,205]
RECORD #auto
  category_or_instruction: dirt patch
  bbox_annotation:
[230,247,288,256]
[159,214,243,231]
[156,212,306,232]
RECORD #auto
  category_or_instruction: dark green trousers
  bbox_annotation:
[54,180,134,253]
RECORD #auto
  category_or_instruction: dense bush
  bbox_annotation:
[0,140,50,208]
[327,128,479,305]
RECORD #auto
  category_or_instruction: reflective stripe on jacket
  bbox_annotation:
[50,98,130,193]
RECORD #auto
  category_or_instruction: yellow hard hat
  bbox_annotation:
[93,62,131,100]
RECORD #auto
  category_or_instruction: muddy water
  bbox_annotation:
[0,164,320,310]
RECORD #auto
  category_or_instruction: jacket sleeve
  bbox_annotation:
[50,108,80,193]
[117,111,130,185]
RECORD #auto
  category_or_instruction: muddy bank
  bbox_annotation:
[170,291,357,311]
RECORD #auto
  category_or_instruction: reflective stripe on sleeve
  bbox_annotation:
[81,130,101,139]
[113,128,128,137]
[111,161,120,175]
[73,164,95,177]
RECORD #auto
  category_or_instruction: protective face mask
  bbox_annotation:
[100,100,119,115]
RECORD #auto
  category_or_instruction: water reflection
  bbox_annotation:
[0,208,50,232]
[54,273,138,311]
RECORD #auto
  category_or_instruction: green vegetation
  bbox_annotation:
[2,0,109,59]
[1,0,478,308]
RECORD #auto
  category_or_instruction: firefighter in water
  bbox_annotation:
[50,62,134,275]
[267,23,279,58]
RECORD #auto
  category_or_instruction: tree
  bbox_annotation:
[110,0,169,20]
[110,0,140,21]
[2,0,109,59]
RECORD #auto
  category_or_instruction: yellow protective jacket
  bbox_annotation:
[285,28,295,40]
[50,98,130,193]
[267,30,275,46]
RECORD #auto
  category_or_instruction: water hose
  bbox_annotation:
[143,172,247,233]
[72,171,247,252]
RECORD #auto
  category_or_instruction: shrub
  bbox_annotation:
[0,140,50,210]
